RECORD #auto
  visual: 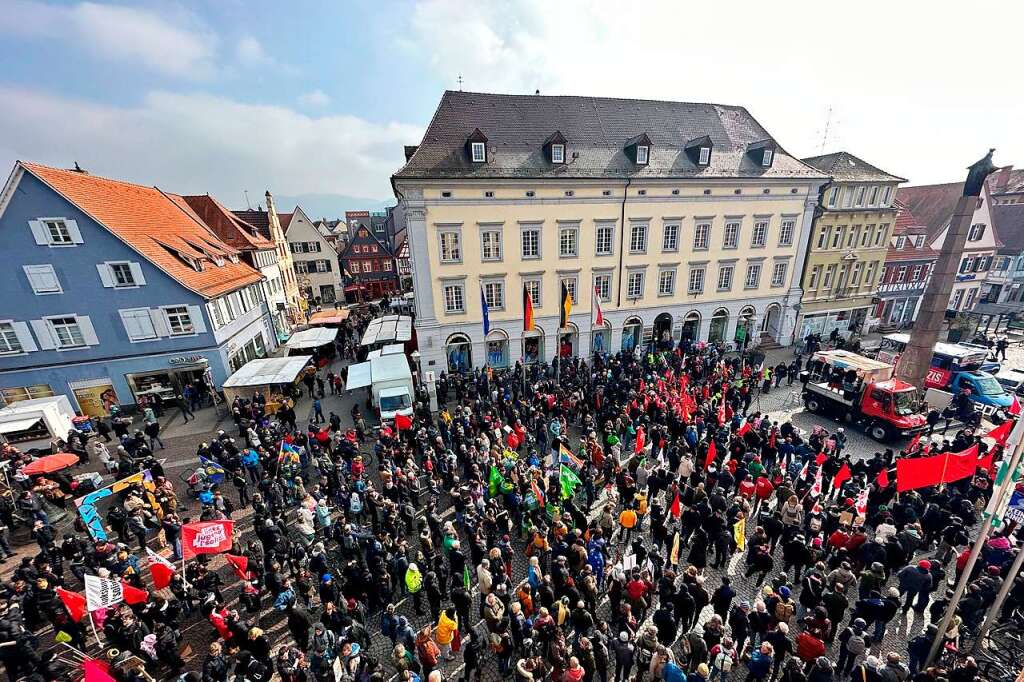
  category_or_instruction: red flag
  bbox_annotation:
[1011,395,1022,416]
[634,427,646,454]
[815,452,827,465]
[985,419,1014,445]
[906,432,922,454]
[737,420,752,437]
[83,659,116,682]
[978,451,995,475]
[146,548,176,590]
[704,440,717,471]
[833,463,852,488]
[896,454,945,492]
[769,431,776,449]
[670,492,681,519]
[225,554,249,580]
[876,468,890,488]
[121,582,149,605]
[942,444,981,484]
[56,587,87,623]
[181,520,234,559]
[395,414,413,430]
[717,402,726,426]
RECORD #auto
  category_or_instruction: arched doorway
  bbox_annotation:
[653,313,673,350]
[761,304,782,340]
[446,333,473,373]
[591,321,611,356]
[736,306,756,349]
[523,328,544,364]
[709,308,729,343]
[622,316,643,352]
[681,311,701,344]
[559,323,578,358]
[485,329,509,368]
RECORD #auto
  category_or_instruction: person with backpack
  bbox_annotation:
[709,637,737,682]
[836,619,870,674]
[415,625,441,678]
[745,642,774,682]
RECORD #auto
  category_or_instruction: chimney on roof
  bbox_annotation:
[535,89,540,95]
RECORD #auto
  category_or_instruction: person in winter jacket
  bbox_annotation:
[896,561,933,613]
[434,608,458,660]
[612,631,635,682]
[745,642,774,682]
[836,619,870,673]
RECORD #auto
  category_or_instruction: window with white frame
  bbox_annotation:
[751,220,768,247]
[551,144,565,164]
[865,261,876,285]
[109,262,136,287]
[848,226,860,248]
[762,149,773,166]
[826,186,840,208]
[629,223,648,253]
[471,142,486,162]
[771,262,787,287]
[49,316,86,348]
[880,186,892,206]
[120,309,157,341]
[816,226,830,249]
[44,219,74,245]
[868,186,879,206]
[626,271,645,298]
[362,261,372,273]
[862,225,873,247]
[663,223,679,252]
[896,266,908,283]
[0,322,23,354]
[559,225,578,257]
[831,226,845,249]
[636,145,649,164]
[524,279,541,306]
[521,226,541,259]
[968,223,986,241]
[595,223,614,256]
[745,263,762,288]
[896,236,907,249]
[717,264,734,291]
[383,261,393,271]
[481,229,502,261]
[693,223,710,250]
[823,264,836,289]
[723,221,740,248]
[875,224,889,247]
[593,274,611,301]
[915,235,926,248]
[841,188,853,208]
[779,219,795,246]
[911,265,923,281]
[851,262,862,286]
[854,186,866,207]
[439,231,461,262]
[23,264,61,294]
[658,269,676,296]
[483,281,505,310]
[699,147,710,165]
[315,260,331,273]
[808,265,821,289]
[561,277,578,303]
[443,283,465,313]
[688,266,705,294]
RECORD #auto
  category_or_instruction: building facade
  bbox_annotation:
[874,201,937,327]
[985,203,1024,303]
[283,206,343,306]
[232,192,303,324]
[795,152,905,340]
[338,224,400,301]
[393,91,828,373]
[0,163,277,416]
[898,182,1000,314]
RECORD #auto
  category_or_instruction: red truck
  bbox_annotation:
[801,350,928,442]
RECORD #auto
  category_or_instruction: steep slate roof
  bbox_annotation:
[22,162,264,298]
[989,167,1024,196]
[182,194,274,251]
[896,183,964,238]
[800,151,906,183]
[395,90,828,181]
[993,203,1024,253]
[231,208,272,240]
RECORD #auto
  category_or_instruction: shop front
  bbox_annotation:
[124,355,212,409]
[799,307,869,340]
[68,379,120,418]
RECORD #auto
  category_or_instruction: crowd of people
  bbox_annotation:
[0,330,1020,682]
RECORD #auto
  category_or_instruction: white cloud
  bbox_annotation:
[235,36,269,66]
[0,87,421,201]
[408,0,1024,185]
[299,90,331,107]
[0,0,218,78]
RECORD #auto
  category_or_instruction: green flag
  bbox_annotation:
[560,464,581,500]
[463,565,471,590]
[488,466,505,497]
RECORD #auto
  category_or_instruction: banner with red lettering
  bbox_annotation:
[181,520,234,560]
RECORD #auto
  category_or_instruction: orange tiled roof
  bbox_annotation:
[22,162,264,299]
[181,194,275,251]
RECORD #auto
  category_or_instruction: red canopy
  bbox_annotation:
[21,452,78,475]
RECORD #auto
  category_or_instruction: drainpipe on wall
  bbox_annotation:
[615,177,632,308]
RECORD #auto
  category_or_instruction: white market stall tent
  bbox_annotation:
[221,356,313,406]
[285,327,338,351]
[0,396,76,450]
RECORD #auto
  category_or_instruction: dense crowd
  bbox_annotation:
[0,328,1020,682]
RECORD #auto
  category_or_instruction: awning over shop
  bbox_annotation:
[222,356,313,388]
[285,327,337,350]
[345,362,373,390]
[0,416,43,434]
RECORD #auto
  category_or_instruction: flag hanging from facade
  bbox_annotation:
[559,281,573,328]
[523,285,535,332]
[592,286,604,326]
[146,549,176,590]
[181,520,234,560]
[84,574,124,612]
[481,285,491,335]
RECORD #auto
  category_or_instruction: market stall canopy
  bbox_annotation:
[345,362,373,390]
[367,344,406,360]
[360,315,412,346]
[21,452,79,475]
[285,327,338,350]
[0,417,42,434]
[308,309,350,325]
[222,356,313,388]
[0,396,75,441]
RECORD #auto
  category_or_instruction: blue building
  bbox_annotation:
[0,162,278,417]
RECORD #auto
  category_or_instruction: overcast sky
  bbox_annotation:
[1,0,1020,214]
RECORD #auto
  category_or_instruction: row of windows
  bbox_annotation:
[344,259,394,274]
[289,241,323,253]
[350,244,380,254]
[20,260,149,296]
[440,217,796,264]
[960,255,993,274]
[824,184,894,209]
[814,223,891,251]
[293,259,334,274]
[206,283,266,330]
[882,264,930,284]
[447,260,788,314]
[444,184,803,200]
[894,234,927,250]
[806,260,882,295]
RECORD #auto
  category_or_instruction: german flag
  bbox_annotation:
[559,281,573,328]
[523,285,535,331]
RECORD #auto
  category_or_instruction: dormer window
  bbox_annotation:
[684,135,713,167]
[699,147,710,165]
[471,142,486,163]
[551,144,565,164]
[636,145,649,165]
[762,149,773,166]
[624,133,652,166]
[543,131,568,165]
[746,139,776,168]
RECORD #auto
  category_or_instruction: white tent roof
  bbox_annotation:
[0,416,43,434]
[360,315,413,346]
[285,327,337,350]
[222,356,312,388]
[345,362,373,390]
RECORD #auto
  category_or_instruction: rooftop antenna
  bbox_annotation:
[243,190,252,209]
[457,74,463,91]
[818,106,833,154]
[535,89,540,95]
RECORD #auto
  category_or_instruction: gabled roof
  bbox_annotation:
[993,203,1024,253]
[339,220,395,259]
[231,209,271,240]
[897,182,966,237]
[278,212,294,231]
[887,200,938,262]
[182,194,274,251]
[989,166,1024,196]
[395,90,828,181]
[20,162,264,298]
[801,151,906,183]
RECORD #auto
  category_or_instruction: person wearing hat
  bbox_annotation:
[896,560,933,613]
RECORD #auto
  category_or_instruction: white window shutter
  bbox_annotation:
[129,262,146,285]
[188,305,207,333]
[150,309,171,337]
[120,310,143,340]
[30,320,57,350]
[77,316,99,346]
[11,322,37,352]
[66,219,84,244]
[96,263,114,287]
[28,220,48,245]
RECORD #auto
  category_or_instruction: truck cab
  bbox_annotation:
[948,370,1013,411]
